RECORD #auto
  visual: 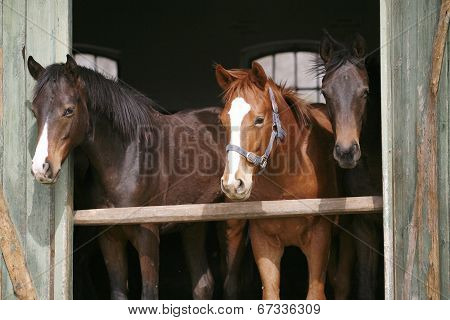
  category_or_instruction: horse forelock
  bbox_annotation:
[221,69,311,129]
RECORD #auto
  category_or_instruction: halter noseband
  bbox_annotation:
[225,87,286,171]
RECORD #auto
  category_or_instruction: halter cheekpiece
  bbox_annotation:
[225,87,286,171]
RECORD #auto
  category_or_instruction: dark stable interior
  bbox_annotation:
[72,0,380,299]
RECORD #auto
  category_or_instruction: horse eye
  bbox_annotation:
[362,89,369,98]
[254,117,264,126]
[63,107,74,117]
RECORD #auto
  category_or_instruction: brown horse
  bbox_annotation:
[27,55,226,299]
[216,62,338,299]
[319,31,383,299]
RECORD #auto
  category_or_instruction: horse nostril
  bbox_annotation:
[335,144,341,155]
[236,179,245,193]
[42,162,50,176]
[351,143,359,153]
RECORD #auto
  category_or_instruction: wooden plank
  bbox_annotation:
[0,1,4,300]
[1,0,27,300]
[421,0,450,299]
[386,0,449,299]
[1,0,72,300]
[437,1,450,299]
[399,0,420,300]
[52,0,73,300]
[380,0,395,300]
[73,196,383,226]
[0,2,3,300]
[25,0,56,300]
[0,184,37,299]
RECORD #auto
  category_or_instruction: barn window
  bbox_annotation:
[241,41,324,103]
[73,45,120,79]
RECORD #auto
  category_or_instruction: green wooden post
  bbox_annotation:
[381,0,449,299]
[0,0,72,299]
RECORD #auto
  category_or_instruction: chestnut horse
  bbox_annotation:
[216,62,338,299]
[27,55,226,299]
[319,31,383,299]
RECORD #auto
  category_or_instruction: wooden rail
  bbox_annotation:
[74,196,383,226]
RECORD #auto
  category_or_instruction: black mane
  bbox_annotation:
[34,64,162,140]
[315,38,366,77]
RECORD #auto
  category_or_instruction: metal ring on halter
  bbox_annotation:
[225,87,286,172]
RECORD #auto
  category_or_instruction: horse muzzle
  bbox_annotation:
[31,161,61,184]
[221,176,252,201]
[333,142,361,169]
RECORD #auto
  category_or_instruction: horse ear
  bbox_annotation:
[250,61,267,89]
[352,33,366,59]
[65,54,78,78]
[215,64,236,90]
[320,31,335,64]
[27,56,44,80]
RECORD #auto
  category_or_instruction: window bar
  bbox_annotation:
[317,56,321,102]
[294,51,298,91]
[272,54,275,80]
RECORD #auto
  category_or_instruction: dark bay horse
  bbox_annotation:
[319,32,383,299]
[27,55,226,299]
[216,62,339,299]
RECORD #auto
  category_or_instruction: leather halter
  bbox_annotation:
[225,87,286,171]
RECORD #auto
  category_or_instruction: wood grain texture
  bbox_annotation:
[1,0,27,300]
[51,0,73,300]
[74,196,383,225]
[1,0,73,300]
[25,0,55,299]
[380,0,395,300]
[382,0,449,299]
[439,14,450,299]
[0,185,37,299]
[404,0,449,300]
[0,4,3,301]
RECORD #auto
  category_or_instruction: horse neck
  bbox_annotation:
[79,76,165,175]
[80,110,134,178]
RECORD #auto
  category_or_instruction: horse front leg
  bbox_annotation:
[98,227,128,299]
[332,227,355,299]
[218,219,247,299]
[352,214,381,299]
[250,221,284,300]
[302,218,332,300]
[127,224,160,300]
[181,222,214,299]
[329,216,355,299]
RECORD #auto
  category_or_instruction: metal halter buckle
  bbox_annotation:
[260,155,268,169]
[246,152,259,165]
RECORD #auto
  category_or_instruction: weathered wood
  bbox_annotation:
[0,4,3,301]
[74,196,383,225]
[51,0,73,300]
[25,0,55,299]
[1,0,27,299]
[439,9,450,299]
[380,0,395,300]
[0,185,37,299]
[1,0,73,299]
[404,0,449,300]
[382,0,450,299]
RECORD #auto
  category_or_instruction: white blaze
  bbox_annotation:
[32,120,49,176]
[227,97,251,184]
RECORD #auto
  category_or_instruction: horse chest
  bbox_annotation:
[253,217,316,246]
